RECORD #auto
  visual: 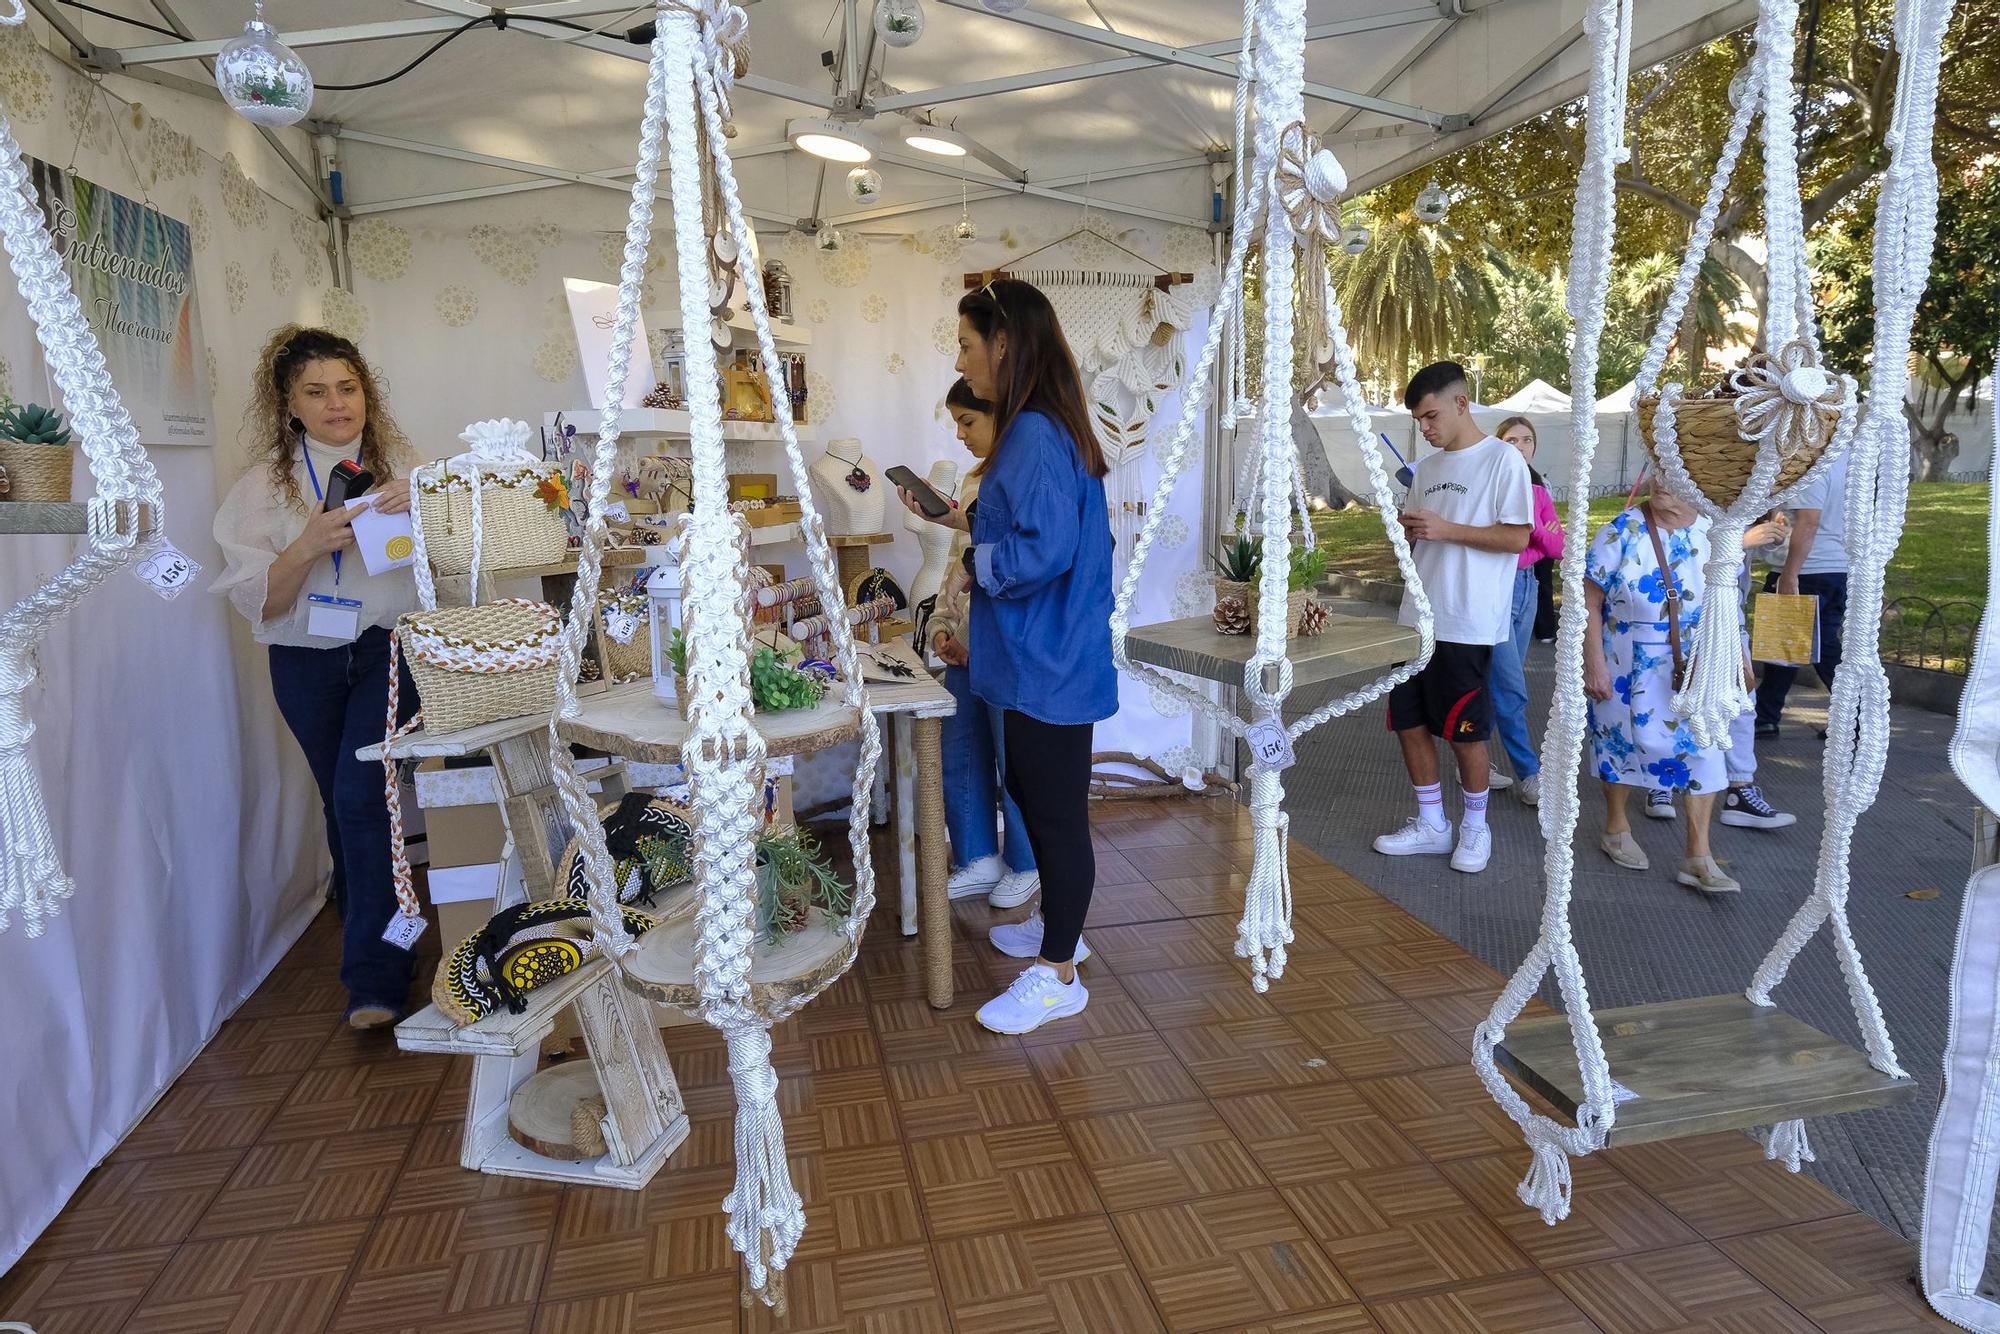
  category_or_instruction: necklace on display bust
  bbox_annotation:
[825,439,870,492]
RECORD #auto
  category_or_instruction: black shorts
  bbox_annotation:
[1387,641,1494,742]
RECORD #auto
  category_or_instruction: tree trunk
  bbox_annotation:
[1712,238,1767,359]
[1904,374,1970,481]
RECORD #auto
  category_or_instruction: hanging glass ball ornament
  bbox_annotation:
[845,166,884,203]
[874,0,926,48]
[1341,225,1370,255]
[214,1,313,128]
[816,228,845,253]
[954,214,978,242]
[1727,65,1756,110]
[1412,179,1449,225]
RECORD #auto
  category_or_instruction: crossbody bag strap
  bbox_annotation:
[1642,506,1687,692]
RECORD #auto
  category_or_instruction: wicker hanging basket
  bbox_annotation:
[0,444,73,502]
[1635,342,1845,510]
[398,598,563,733]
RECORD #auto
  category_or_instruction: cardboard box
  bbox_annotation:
[425,803,507,870]
[729,472,779,502]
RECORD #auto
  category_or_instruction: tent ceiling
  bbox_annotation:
[37,0,1754,231]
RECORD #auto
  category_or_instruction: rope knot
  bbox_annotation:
[1728,339,1847,460]
[1303,148,1346,206]
[1274,122,1343,238]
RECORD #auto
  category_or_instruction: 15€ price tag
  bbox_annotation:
[1245,715,1296,772]
[136,542,201,600]
[604,608,640,643]
[381,911,428,951]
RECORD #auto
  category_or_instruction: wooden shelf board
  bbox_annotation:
[827,531,894,547]
[621,907,853,1012]
[358,708,550,762]
[0,500,154,536]
[395,956,613,1057]
[1122,611,1419,693]
[558,682,861,764]
[1494,994,1918,1147]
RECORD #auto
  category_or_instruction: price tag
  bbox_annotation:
[1245,715,1295,772]
[381,911,429,951]
[1610,1079,1641,1104]
[604,608,640,643]
[135,542,201,600]
[604,501,631,522]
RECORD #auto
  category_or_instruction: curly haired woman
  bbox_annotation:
[211,326,422,1028]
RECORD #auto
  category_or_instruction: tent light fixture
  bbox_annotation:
[787,118,879,163]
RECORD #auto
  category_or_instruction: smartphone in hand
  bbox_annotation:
[885,464,951,518]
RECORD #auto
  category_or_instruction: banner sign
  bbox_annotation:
[30,158,213,447]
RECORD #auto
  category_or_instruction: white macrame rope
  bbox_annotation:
[1471,0,1633,1225]
[1746,0,1955,1083]
[1221,6,1256,429]
[0,45,166,936]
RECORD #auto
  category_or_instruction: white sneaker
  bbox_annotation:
[1486,771,1515,791]
[977,963,1089,1035]
[1517,773,1541,807]
[1644,789,1677,821]
[988,869,1041,910]
[1451,825,1492,873]
[947,854,1005,900]
[1373,817,1454,857]
[988,909,1092,964]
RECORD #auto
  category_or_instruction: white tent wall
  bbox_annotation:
[0,20,333,1274]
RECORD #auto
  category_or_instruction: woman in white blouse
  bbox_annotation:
[212,326,420,1029]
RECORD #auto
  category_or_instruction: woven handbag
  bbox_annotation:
[595,589,653,682]
[433,897,659,1027]
[397,598,563,733]
[412,418,570,579]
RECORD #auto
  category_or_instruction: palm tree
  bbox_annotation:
[1330,204,1502,391]
[1610,251,1747,385]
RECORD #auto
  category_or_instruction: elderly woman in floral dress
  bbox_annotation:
[1582,488,1745,895]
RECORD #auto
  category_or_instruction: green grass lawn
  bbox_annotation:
[1308,482,1989,665]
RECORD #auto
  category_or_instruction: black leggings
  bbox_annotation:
[1001,710,1095,965]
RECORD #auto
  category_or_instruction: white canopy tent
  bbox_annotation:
[0,0,1761,1275]
[1493,376,1574,414]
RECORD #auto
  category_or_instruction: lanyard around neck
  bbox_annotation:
[302,440,363,586]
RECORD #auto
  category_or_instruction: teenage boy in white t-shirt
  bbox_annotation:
[1374,361,1534,873]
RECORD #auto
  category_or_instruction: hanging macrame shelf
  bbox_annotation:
[557,682,862,764]
[623,906,855,1012]
[1123,610,1418,694]
[0,501,154,536]
[1495,995,1917,1147]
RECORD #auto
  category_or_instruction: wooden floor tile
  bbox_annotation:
[1718,1214,1950,1330]
[534,1275,736,1334]
[193,1127,413,1238]
[24,1149,243,1259]
[127,1217,371,1334]
[1213,1085,1427,1186]
[1607,1133,1858,1238]
[1119,963,1284,1029]
[743,1245,950,1333]
[1066,1101,1267,1211]
[1112,1189,1354,1332]
[1550,1241,1822,1333]
[789,1142,930,1260]
[1442,1152,1701,1269]
[1095,811,1220,851]
[541,1164,737,1299]
[884,1045,1056,1138]
[1149,871,1249,918]
[774,1065,904,1154]
[0,1245,174,1334]
[1017,969,1155,1047]
[1290,1000,1469,1080]
[1118,842,1247,884]
[868,993,1021,1064]
[1352,1067,1533,1162]
[329,1194,558,1331]
[1261,948,1400,1012]
[178,1012,338,1084]
[1282,1164,1534,1299]
[1083,878,1191,928]
[1084,919,1238,974]
[111,1072,299,1160]
[1158,1017,1345,1100]
[909,1121,1104,1237]
[1201,1310,1383,1334]
[1342,941,1509,1000]
[1027,1032,1204,1118]
[1367,1273,1601,1333]
[262,1059,444,1143]
[933,1215,1165,1333]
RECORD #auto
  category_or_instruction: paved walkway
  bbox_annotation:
[1282,600,1972,1265]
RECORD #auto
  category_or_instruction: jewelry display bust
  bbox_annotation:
[904,458,959,607]
[809,438,886,535]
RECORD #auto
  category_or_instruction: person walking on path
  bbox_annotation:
[1755,455,1849,740]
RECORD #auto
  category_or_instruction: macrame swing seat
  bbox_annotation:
[0,0,166,939]
[1112,0,1436,995]
[542,0,881,1308]
[1477,0,1950,1222]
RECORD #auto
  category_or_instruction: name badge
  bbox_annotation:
[306,593,364,642]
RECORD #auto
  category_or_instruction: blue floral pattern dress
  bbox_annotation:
[1585,509,1724,793]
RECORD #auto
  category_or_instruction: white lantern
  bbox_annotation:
[1341,225,1370,255]
[845,166,884,203]
[214,1,313,128]
[647,559,684,709]
[874,0,926,48]
[1412,178,1449,225]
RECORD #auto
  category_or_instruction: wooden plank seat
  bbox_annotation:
[1122,611,1419,694]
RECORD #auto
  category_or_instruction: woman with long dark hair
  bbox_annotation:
[898,278,1116,1034]
[212,326,421,1029]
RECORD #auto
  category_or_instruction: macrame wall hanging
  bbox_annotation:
[0,0,168,937]
[1470,0,1954,1224]
[1111,0,1435,992]
[551,0,883,1309]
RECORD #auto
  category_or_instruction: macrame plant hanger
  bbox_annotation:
[1110,0,1434,993]
[550,0,882,1309]
[1472,0,1951,1224]
[0,0,166,937]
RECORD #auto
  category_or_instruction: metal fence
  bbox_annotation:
[1883,596,1983,674]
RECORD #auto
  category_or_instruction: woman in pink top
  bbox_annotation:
[1487,415,1565,806]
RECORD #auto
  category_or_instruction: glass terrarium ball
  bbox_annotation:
[1412,179,1449,224]
[1341,225,1370,255]
[874,0,925,48]
[1728,65,1756,110]
[215,18,313,128]
[954,215,978,241]
[816,228,845,253]
[845,166,884,203]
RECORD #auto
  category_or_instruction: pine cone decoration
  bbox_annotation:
[642,382,684,410]
[1212,594,1251,635]
[1296,597,1329,637]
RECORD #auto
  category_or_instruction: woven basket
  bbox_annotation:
[595,598,653,682]
[1213,580,1309,640]
[1635,392,1839,510]
[417,467,569,576]
[399,598,563,733]
[0,443,73,502]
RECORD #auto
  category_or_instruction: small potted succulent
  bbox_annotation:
[0,396,74,502]
[1211,535,1325,639]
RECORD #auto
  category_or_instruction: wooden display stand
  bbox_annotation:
[829,531,893,589]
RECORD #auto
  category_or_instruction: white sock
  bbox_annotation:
[1414,782,1448,831]
[1462,787,1490,832]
